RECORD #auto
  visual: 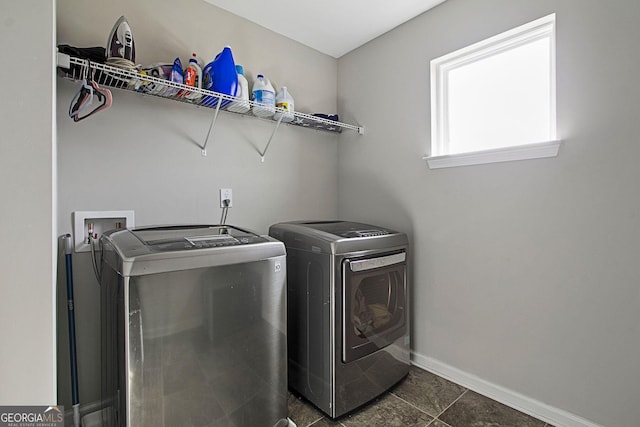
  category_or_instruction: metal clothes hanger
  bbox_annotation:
[68,62,94,119]
[70,61,113,122]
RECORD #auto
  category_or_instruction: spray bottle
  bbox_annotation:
[183,52,202,100]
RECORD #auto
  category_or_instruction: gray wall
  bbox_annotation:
[337,1,640,426]
[56,0,340,408]
[0,0,57,405]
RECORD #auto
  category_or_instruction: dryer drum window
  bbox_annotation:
[352,272,402,337]
[343,252,407,363]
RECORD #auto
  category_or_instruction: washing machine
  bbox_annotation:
[99,224,290,427]
[269,220,410,418]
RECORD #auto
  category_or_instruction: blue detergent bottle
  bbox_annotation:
[202,46,238,107]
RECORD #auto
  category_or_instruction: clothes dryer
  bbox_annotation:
[269,221,410,418]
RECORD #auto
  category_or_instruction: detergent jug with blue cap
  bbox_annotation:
[228,65,250,113]
[202,46,238,107]
[252,74,275,118]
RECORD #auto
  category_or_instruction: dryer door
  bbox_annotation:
[342,251,407,363]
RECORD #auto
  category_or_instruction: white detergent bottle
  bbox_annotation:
[252,74,275,118]
[274,86,294,123]
[228,65,250,113]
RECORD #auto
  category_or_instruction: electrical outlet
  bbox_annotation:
[220,188,233,208]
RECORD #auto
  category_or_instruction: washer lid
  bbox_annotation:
[131,224,267,251]
[101,224,284,277]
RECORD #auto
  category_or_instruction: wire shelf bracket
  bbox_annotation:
[201,101,222,156]
[260,114,284,162]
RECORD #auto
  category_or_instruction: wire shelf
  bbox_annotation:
[57,54,364,135]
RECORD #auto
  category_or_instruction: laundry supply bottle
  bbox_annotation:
[202,46,238,108]
[252,74,275,118]
[166,57,183,96]
[183,52,202,100]
[227,65,250,113]
[274,86,294,123]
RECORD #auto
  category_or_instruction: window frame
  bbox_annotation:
[426,13,560,169]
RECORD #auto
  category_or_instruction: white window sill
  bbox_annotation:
[423,140,562,169]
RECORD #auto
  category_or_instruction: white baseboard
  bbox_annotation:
[411,352,602,427]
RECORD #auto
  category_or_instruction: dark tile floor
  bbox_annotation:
[288,366,553,427]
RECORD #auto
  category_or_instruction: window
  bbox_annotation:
[426,14,560,169]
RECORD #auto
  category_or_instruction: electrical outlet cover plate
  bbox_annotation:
[73,210,135,253]
[220,188,233,208]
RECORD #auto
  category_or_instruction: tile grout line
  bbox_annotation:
[305,381,470,427]
[387,388,465,426]
[388,390,443,420]
[434,388,469,421]
[307,415,327,427]
[426,417,453,427]
[387,367,472,421]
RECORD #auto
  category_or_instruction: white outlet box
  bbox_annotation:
[220,188,233,208]
[73,210,135,253]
